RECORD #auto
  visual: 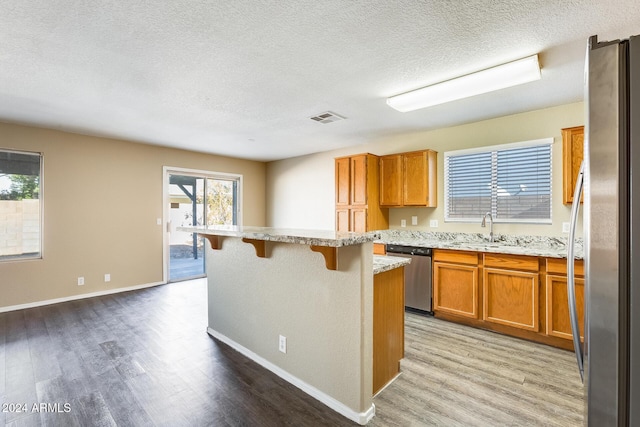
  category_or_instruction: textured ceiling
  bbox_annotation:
[1,1,639,161]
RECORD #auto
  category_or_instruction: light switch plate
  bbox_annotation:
[562,222,570,233]
[400,219,406,227]
[430,219,439,228]
[411,216,418,225]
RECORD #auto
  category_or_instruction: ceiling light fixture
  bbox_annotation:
[386,54,541,112]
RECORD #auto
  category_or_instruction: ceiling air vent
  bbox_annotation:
[309,111,345,124]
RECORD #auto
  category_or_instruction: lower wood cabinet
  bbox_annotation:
[483,268,539,331]
[433,249,583,351]
[433,261,479,319]
[373,243,386,255]
[373,267,404,394]
[546,258,585,340]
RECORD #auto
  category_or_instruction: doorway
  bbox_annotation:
[164,167,241,282]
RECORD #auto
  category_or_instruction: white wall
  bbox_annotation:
[267,102,584,237]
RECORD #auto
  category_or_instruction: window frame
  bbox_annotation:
[0,148,44,262]
[444,138,553,224]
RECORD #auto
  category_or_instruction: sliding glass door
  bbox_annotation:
[165,169,240,282]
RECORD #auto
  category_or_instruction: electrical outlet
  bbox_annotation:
[104,273,111,282]
[562,222,571,233]
[411,216,418,226]
[279,335,287,354]
[430,219,439,228]
[156,218,162,225]
[400,219,406,227]
[77,277,85,286]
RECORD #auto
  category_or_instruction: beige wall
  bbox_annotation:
[206,237,374,420]
[267,102,584,236]
[0,122,266,310]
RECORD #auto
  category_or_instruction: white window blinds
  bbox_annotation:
[444,138,552,223]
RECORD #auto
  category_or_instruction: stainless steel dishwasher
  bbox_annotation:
[385,244,433,314]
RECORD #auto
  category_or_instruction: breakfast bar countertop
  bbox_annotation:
[179,225,381,247]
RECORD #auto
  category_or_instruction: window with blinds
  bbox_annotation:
[444,138,553,223]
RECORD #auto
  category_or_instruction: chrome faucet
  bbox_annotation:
[481,212,494,242]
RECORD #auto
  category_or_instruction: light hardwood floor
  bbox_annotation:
[0,279,584,426]
[371,314,584,426]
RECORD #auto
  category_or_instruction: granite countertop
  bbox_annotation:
[376,230,584,259]
[373,255,411,275]
[178,225,380,247]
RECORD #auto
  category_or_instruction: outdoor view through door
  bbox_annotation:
[167,172,239,282]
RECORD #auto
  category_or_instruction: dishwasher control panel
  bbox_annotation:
[386,245,432,256]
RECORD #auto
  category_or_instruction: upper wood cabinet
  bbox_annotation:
[379,150,437,207]
[335,157,350,206]
[379,155,402,206]
[350,155,368,206]
[335,154,389,232]
[562,126,584,204]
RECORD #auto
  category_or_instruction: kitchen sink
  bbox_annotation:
[465,242,502,249]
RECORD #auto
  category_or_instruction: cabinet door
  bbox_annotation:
[336,208,350,232]
[562,126,584,205]
[433,262,479,318]
[483,268,539,331]
[546,275,585,340]
[350,208,367,232]
[373,267,404,394]
[350,155,368,206]
[335,157,351,206]
[379,154,402,206]
[403,151,428,206]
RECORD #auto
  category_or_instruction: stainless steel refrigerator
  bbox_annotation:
[567,34,639,426]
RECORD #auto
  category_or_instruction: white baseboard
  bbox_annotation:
[207,327,375,425]
[0,281,165,313]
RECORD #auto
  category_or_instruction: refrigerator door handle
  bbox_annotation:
[567,160,585,382]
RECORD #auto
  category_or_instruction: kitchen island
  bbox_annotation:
[180,225,409,425]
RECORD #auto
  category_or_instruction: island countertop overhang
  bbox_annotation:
[178,225,381,247]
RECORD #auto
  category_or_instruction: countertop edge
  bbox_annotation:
[178,226,380,247]
[376,239,583,260]
[373,255,411,275]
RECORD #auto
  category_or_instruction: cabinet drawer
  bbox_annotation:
[546,258,584,276]
[373,243,386,255]
[483,253,538,272]
[433,249,479,265]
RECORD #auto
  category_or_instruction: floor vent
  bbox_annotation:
[309,111,346,124]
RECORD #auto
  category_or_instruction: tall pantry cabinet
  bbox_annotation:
[335,154,389,232]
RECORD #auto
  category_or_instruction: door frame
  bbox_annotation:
[162,166,243,283]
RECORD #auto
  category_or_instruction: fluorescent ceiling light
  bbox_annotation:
[386,54,541,112]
